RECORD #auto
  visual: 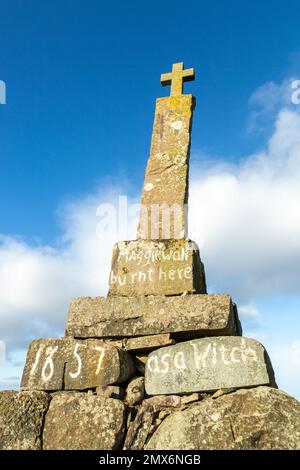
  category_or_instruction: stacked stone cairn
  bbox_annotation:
[1,62,299,451]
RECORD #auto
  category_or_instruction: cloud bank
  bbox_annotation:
[189,107,300,300]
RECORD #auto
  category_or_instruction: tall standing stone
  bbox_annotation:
[107,62,206,298]
[137,62,195,240]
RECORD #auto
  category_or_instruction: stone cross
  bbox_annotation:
[161,62,195,96]
[137,62,195,239]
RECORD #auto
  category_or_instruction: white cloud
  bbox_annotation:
[291,340,300,366]
[0,186,138,353]
[248,78,296,133]
[249,79,292,111]
[189,107,300,301]
[238,304,260,319]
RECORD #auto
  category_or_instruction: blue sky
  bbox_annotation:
[1,1,300,399]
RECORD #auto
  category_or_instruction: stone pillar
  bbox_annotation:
[137,94,195,239]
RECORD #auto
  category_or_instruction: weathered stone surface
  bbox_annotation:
[75,335,174,352]
[212,388,236,399]
[125,377,145,406]
[145,394,182,411]
[180,392,202,405]
[123,394,186,450]
[21,338,70,391]
[0,390,50,450]
[137,94,194,239]
[108,239,206,296]
[145,337,276,395]
[66,294,238,339]
[43,392,126,450]
[124,401,155,450]
[21,338,135,391]
[96,385,124,400]
[125,333,175,352]
[146,387,300,450]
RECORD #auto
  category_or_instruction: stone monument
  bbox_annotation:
[0,62,299,451]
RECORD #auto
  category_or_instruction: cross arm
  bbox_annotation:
[182,67,195,81]
[161,72,173,86]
